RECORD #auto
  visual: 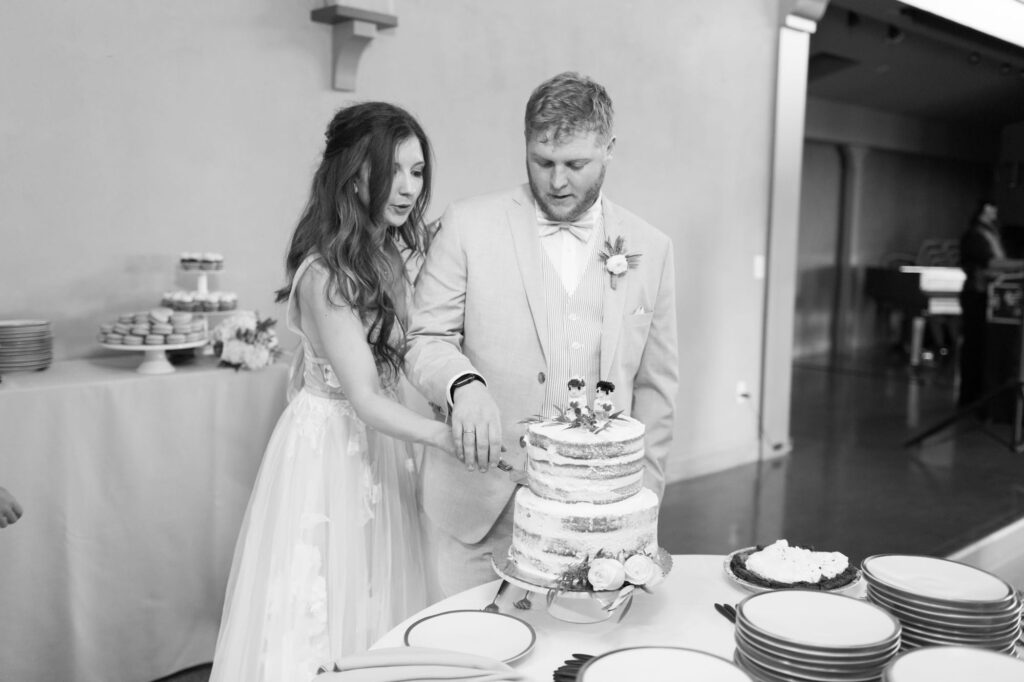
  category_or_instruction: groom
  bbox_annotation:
[406,72,679,596]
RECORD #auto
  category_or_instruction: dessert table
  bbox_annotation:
[374,554,854,681]
[0,354,290,682]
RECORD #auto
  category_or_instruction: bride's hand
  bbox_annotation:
[431,423,457,458]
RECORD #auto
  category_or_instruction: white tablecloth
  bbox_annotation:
[374,555,837,681]
[0,355,289,682]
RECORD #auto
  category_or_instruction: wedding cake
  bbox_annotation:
[506,380,665,592]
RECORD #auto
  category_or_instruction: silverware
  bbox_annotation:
[714,602,737,623]
[482,579,509,613]
[513,589,532,610]
[552,653,594,682]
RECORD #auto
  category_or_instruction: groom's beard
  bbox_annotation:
[529,165,606,224]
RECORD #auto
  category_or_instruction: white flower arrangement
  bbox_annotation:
[212,311,281,371]
[558,548,670,593]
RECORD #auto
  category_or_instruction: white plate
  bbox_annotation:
[884,645,1024,681]
[862,555,1013,604]
[100,340,208,352]
[865,586,1021,625]
[724,546,863,594]
[403,610,535,664]
[580,647,753,682]
[0,319,50,329]
[739,590,901,650]
[736,624,900,663]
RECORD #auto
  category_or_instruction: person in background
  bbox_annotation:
[958,200,1005,411]
[210,102,453,681]
[0,486,22,528]
[405,72,679,597]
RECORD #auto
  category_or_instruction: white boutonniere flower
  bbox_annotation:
[598,236,641,290]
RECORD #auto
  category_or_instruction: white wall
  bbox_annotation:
[0,0,782,482]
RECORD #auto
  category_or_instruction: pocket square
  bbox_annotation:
[632,305,647,315]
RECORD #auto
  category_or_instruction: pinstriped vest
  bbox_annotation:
[539,229,606,414]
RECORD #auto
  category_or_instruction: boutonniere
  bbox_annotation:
[598,236,641,290]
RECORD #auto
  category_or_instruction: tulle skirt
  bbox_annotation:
[209,389,428,682]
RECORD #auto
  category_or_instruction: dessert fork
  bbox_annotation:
[482,579,509,613]
[513,589,532,610]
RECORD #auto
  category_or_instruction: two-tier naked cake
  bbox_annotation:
[505,382,667,592]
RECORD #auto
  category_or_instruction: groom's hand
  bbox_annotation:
[451,381,502,473]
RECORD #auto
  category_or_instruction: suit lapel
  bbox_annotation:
[507,186,549,365]
[600,197,629,380]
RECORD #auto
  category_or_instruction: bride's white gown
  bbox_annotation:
[210,255,427,682]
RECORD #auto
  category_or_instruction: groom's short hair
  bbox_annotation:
[524,72,614,145]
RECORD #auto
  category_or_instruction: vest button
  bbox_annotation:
[537,372,545,384]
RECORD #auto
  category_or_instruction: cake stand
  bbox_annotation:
[100,339,208,375]
[490,541,673,623]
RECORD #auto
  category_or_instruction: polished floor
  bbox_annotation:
[661,348,1024,567]
[160,349,1024,681]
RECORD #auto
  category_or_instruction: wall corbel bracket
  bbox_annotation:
[311,5,398,91]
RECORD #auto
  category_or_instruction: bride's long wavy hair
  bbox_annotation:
[274,102,433,379]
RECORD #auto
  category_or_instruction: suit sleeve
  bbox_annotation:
[404,203,480,409]
[632,238,679,500]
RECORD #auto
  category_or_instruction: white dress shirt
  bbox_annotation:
[537,196,603,295]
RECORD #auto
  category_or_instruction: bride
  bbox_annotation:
[209,102,455,682]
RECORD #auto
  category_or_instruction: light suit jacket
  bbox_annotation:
[406,184,679,544]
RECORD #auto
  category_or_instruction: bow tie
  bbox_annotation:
[537,215,597,242]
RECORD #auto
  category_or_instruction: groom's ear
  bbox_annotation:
[604,136,617,160]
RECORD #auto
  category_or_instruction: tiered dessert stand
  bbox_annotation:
[100,337,208,375]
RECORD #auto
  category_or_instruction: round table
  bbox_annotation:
[374,554,860,681]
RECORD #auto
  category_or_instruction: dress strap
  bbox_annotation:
[284,254,321,401]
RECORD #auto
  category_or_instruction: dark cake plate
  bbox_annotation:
[724,546,864,595]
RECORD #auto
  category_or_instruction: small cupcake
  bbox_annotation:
[219,292,238,311]
[181,252,200,270]
[199,252,220,271]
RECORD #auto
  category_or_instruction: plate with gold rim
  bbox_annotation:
[403,609,535,664]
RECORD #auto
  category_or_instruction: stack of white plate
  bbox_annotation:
[862,554,1022,654]
[0,320,53,373]
[883,645,1024,681]
[733,590,902,682]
